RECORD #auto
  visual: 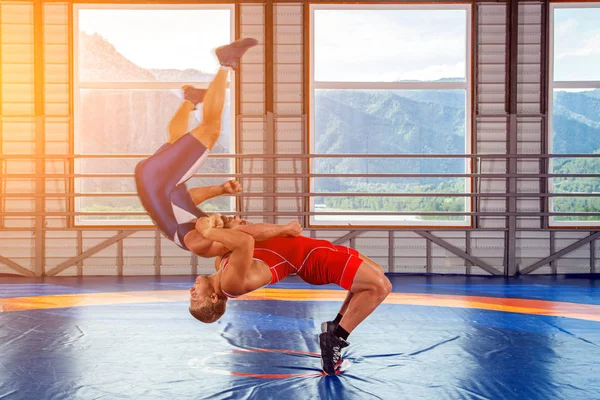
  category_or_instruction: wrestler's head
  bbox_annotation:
[189,275,226,323]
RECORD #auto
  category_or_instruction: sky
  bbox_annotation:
[313,9,468,82]
[78,8,232,73]
[77,6,600,83]
[554,8,600,82]
[78,7,467,82]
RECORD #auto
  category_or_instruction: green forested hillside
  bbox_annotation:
[314,89,600,220]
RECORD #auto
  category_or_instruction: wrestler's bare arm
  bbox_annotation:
[233,221,302,241]
[188,179,241,206]
[196,218,255,295]
[184,218,302,257]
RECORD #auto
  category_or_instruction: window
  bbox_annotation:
[309,5,472,226]
[550,4,600,226]
[74,4,235,226]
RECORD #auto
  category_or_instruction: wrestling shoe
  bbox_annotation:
[215,38,259,70]
[181,85,206,108]
[319,331,349,376]
[321,320,337,333]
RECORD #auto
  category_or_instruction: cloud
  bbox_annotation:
[556,33,600,60]
[555,17,578,36]
[314,10,467,82]
[78,9,230,71]
[400,62,466,81]
[554,10,600,66]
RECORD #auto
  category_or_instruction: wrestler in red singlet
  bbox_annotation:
[220,236,363,295]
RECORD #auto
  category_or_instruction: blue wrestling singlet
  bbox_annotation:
[134,133,208,251]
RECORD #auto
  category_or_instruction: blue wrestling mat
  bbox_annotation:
[1,275,599,399]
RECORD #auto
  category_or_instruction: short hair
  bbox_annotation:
[189,297,227,323]
[220,215,228,226]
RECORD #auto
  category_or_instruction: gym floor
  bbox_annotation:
[1,275,599,400]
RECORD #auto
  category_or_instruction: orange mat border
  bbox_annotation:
[1,288,599,322]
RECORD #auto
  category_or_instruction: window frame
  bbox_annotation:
[549,3,600,228]
[308,3,473,228]
[72,3,236,228]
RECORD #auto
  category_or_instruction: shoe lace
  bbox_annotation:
[332,344,341,364]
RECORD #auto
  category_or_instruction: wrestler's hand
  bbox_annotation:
[282,221,302,237]
[209,213,224,229]
[195,217,214,235]
[222,179,242,195]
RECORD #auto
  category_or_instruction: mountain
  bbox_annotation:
[555,91,600,125]
[391,90,465,108]
[584,89,600,100]
[315,90,465,155]
[553,92,600,154]
[313,90,466,192]
[79,33,158,82]
[552,92,600,220]
[312,87,599,218]
[79,32,215,83]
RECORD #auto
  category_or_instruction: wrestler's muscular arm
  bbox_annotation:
[196,218,268,296]
[185,219,302,258]
[233,221,301,241]
[186,180,301,256]
[188,179,241,206]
